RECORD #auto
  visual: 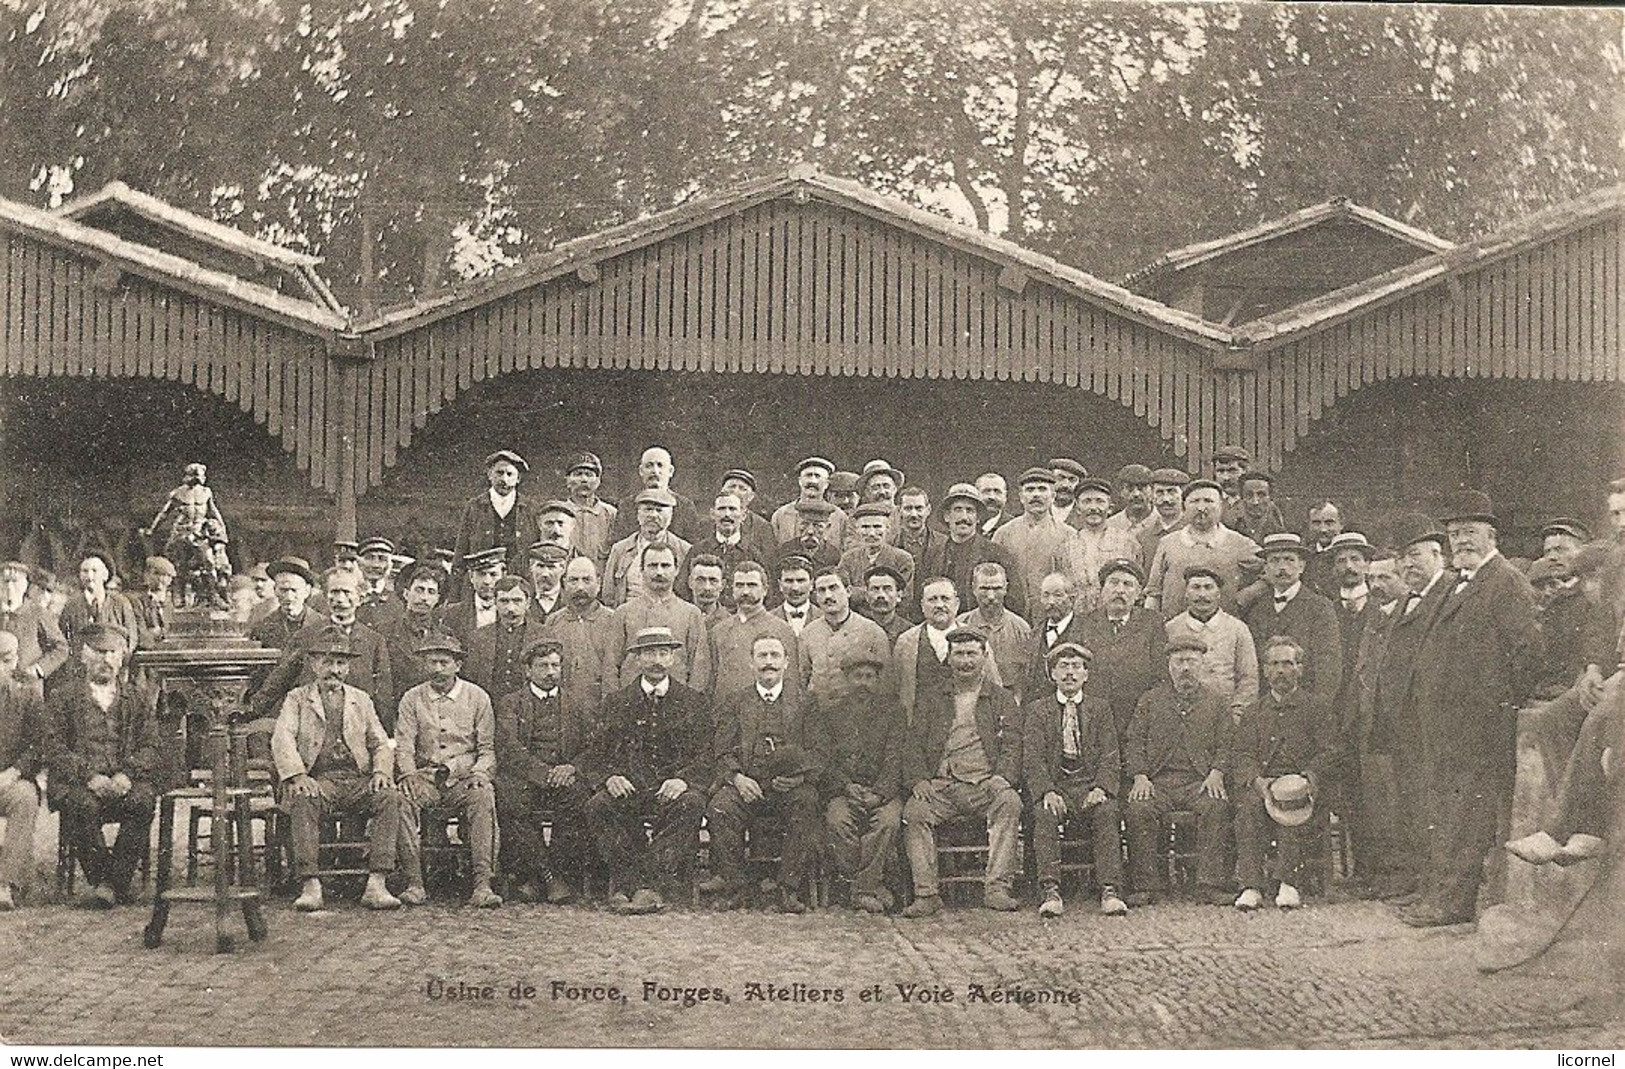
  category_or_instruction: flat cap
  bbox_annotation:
[462,546,508,570]
[851,502,894,520]
[1018,466,1058,487]
[1540,517,1592,543]
[1181,478,1224,501]
[793,499,837,518]
[942,483,985,510]
[538,500,578,519]
[566,451,602,475]
[527,541,572,563]
[1166,631,1209,655]
[626,626,684,652]
[1181,565,1225,587]
[1098,558,1145,586]
[1237,470,1275,487]
[1049,458,1088,479]
[720,469,757,490]
[143,555,177,578]
[795,457,836,476]
[415,633,466,657]
[484,449,530,473]
[1213,444,1251,464]
[246,562,272,581]
[1076,477,1114,498]
[1046,641,1093,666]
[80,622,132,652]
[266,556,316,586]
[827,471,861,494]
[840,649,887,673]
[863,564,906,588]
[1151,467,1191,486]
[943,626,988,646]
[358,536,396,557]
[521,637,565,664]
[634,488,678,509]
[1115,463,1155,485]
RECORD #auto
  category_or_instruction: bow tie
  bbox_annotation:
[1273,594,1291,605]
[786,607,807,618]
[1045,622,1062,635]
[535,690,558,701]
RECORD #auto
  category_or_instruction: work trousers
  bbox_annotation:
[901,777,1022,898]
[59,784,156,895]
[706,782,821,892]
[825,794,902,897]
[401,775,498,885]
[0,777,39,888]
[1234,785,1321,890]
[282,772,402,879]
[496,780,590,884]
[584,785,707,893]
[1032,782,1124,890]
[1124,774,1230,891]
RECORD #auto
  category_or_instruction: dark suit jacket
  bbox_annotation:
[918,535,1027,622]
[1022,691,1121,799]
[1026,614,1091,697]
[1242,587,1344,706]
[44,678,160,809]
[454,491,544,576]
[57,592,143,657]
[494,685,593,791]
[1232,687,1339,786]
[676,528,780,607]
[249,608,319,649]
[901,680,1022,789]
[1410,554,1542,771]
[1072,608,1169,736]
[1124,683,1231,782]
[582,679,712,790]
[464,618,547,702]
[806,687,904,801]
[0,682,46,778]
[439,598,494,644]
[0,599,68,685]
[711,686,813,785]
[381,611,440,706]
[1370,573,1453,756]
[1535,585,1616,699]
[251,621,394,729]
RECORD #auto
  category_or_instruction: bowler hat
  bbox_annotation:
[484,449,529,473]
[764,744,818,781]
[1389,512,1447,550]
[415,633,465,658]
[1264,774,1315,827]
[266,556,316,586]
[860,459,905,486]
[306,627,360,659]
[626,626,685,653]
[1440,489,1497,526]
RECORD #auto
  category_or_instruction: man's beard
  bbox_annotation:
[567,589,594,608]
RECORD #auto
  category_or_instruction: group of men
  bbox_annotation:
[0,443,1618,926]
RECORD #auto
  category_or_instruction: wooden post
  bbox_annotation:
[327,335,367,544]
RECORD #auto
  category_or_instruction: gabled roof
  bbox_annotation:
[361,164,1232,348]
[1237,183,1625,349]
[56,181,344,315]
[0,194,349,335]
[1126,197,1455,288]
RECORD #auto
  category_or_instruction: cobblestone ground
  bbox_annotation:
[1,890,1620,1049]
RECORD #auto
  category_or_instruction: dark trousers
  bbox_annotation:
[1124,774,1230,891]
[282,772,401,879]
[1033,782,1124,891]
[1551,701,1620,841]
[60,785,156,894]
[706,782,821,891]
[496,780,589,883]
[1234,787,1321,890]
[584,786,707,893]
[1419,760,1512,918]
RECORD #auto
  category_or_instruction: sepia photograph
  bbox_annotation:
[0,0,1621,1053]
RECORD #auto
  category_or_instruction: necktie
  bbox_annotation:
[1061,700,1081,759]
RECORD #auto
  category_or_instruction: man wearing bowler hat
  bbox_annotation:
[564,452,617,571]
[899,627,1024,917]
[495,637,591,904]
[810,650,905,914]
[582,627,713,915]
[1403,489,1542,927]
[250,556,320,648]
[701,634,822,913]
[1123,632,1234,905]
[1233,635,1340,911]
[454,450,543,576]
[45,623,157,907]
[252,566,395,730]
[1026,641,1129,918]
[270,626,404,912]
[995,467,1080,616]
[394,632,502,908]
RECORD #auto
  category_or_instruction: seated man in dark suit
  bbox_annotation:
[1232,635,1341,911]
[1123,632,1234,905]
[581,627,712,915]
[1025,642,1128,918]
[810,651,904,914]
[1073,559,1168,739]
[700,634,821,914]
[44,624,157,907]
[494,638,593,904]
[899,627,1024,917]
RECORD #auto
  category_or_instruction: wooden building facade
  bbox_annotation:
[1,168,1621,573]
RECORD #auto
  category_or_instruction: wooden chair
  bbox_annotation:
[742,823,827,909]
[934,814,997,904]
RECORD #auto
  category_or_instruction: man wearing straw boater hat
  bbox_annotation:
[1232,635,1340,911]
[581,626,713,915]
[270,626,404,913]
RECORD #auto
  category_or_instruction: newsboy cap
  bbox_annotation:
[851,502,894,520]
[1046,641,1093,667]
[1115,463,1155,486]
[80,623,132,653]
[1150,467,1191,487]
[1181,479,1224,501]
[795,457,836,476]
[1018,466,1058,487]
[1049,458,1088,479]
[538,500,578,519]
[1212,444,1251,464]
[484,450,529,473]
[634,488,678,509]
[1166,632,1209,655]
[414,633,466,657]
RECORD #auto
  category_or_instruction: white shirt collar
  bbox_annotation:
[640,676,670,698]
[1457,549,1500,584]
[1046,613,1073,633]
[489,488,516,518]
[715,530,741,548]
[757,681,784,702]
[430,679,464,702]
[1056,689,1083,706]
[528,683,558,701]
[1273,582,1302,603]
[783,602,809,617]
